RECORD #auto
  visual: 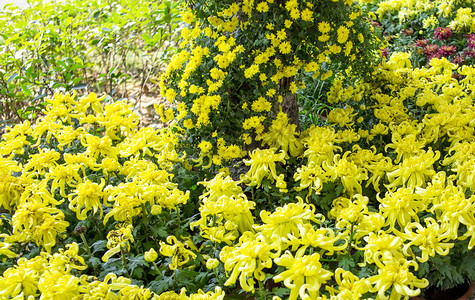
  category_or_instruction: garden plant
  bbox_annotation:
[1,0,475,299]
[0,0,183,125]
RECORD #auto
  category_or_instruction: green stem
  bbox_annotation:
[258,279,266,300]
[152,261,163,279]
[120,247,130,277]
[80,233,92,258]
[347,223,354,255]
[266,189,272,207]
[176,207,181,229]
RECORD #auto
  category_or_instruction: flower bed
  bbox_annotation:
[1,0,475,299]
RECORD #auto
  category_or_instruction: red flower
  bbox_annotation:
[439,45,456,57]
[464,48,475,58]
[434,27,452,40]
[468,34,475,49]
[424,44,440,57]
[415,39,428,48]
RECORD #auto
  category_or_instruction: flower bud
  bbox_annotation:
[206,258,219,270]
[151,205,162,215]
[144,248,158,262]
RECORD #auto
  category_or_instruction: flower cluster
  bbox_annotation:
[160,0,381,167]
[0,92,196,298]
[2,1,475,299]
[366,0,475,70]
[191,53,475,298]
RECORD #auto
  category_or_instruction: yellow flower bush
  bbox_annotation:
[159,0,381,168]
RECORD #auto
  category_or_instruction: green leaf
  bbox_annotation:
[273,287,290,298]
[131,267,144,279]
[338,255,355,271]
[71,83,88,90]
[148,276,174,294]
[88,257,101,269]
[150,226,168,238]
[91,240,107,254]
[7,73,18,84]
[128,255,148,271]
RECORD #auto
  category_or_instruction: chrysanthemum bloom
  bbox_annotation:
[377,188,425,231]
[362,231,405,265]
[220,232,277,292]
[12,202,69,252]
[286,223,347,255]
[144,248,158,263]
[439,45,457,57]
[333,268,371,299]
[302,125,341,167]
[263,111,303,158]
[434,27,452,40]
[273,249,333,300]
[68,179,105,220]
[368,257,428,300]
[424,44,440,58]
[399,218,454,263]
[254,197,317,250]
[323,152,368,195]
[328,194,369,228]
[294,161,329,196]
[159,235,197,270]
[415,39,428,48]
[241,148,286,187]
[38,271,81,299]
[102,225,134,262]
[386,149,440,190]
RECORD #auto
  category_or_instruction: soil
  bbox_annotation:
[424,282,470,300]
[415,281,475,300]
[126,85,168,129]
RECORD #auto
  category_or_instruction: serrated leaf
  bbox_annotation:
[418,261,430,278]
[148,276,174,294]
[91,240,107,254]
[151,226,168,238]
[128,255,148,270]
[338,255,355,271]
[195,271,210,286]
[131,267,144,279]
[272,287,290,297]
[357,267,372,279]
[88,257,101,268]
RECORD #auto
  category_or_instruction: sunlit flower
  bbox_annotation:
[220,232,277,292]
[68,179,105,220]
[262,111,303,157]
[378,188,425,231]
[386,149,440,190]
[399,218,453,262]
[274,249,333,300]
[368,257,428,300]
[254,197,317,250]
[144,248,158,263]
[241,148,286,187]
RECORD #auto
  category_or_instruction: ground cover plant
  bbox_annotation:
[0,0,183,125]
[1,0,475,299]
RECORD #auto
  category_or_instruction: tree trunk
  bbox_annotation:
[279,77,300,131]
